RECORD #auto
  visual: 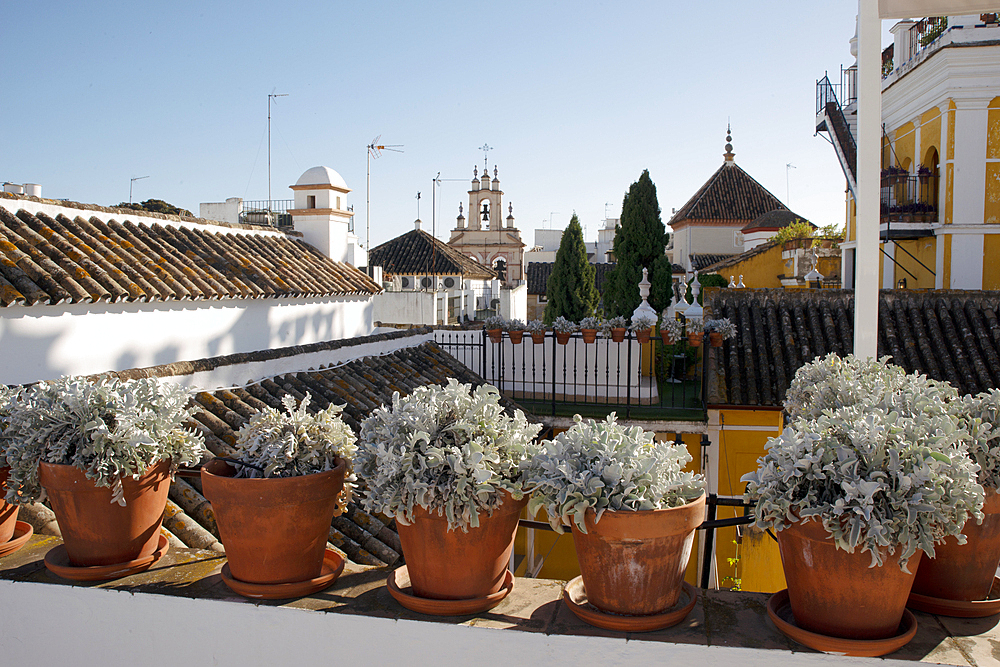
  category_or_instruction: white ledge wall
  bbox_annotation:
[0,296,373,386]
[0,580,917,667]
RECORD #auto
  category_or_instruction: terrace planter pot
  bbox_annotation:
[660,331,676,346]
[611,328,627,343]
[634,328,651,345]
[0,467,17,544]
[555,331,572,345]
[709,332,724,347]
[395,492,526,602]
[687,332,702,347]
[39,459,171,567]
[508,330,524,344]
[201,457,346,586]
[910,488,1000,603]
[570,493,705,615]
[581,328,598,344]
[530,331,546,344]
[776,518,918,640]
[486,329,503,344]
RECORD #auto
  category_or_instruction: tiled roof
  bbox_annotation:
[97,331,534,566]
[741,209,812,233]
[0,206,380,306]
[669,162,788,226]
[699,242,778,273]
[526,262,615,295]
[691,253,736,271]
[704,288,1000,407]
[369,229,495,280]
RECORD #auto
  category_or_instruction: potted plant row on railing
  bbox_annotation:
[742,354,1000,657]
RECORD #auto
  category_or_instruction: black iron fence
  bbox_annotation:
[881,174,939,222]
[433,329,705,419]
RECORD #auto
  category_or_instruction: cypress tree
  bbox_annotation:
[544,214,599,324]
[603,170,672,318]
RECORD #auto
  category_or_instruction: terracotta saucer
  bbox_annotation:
[907,577,1000,618]
[562,577,698,632]
[44,534,170,582]
[0,521,34,558]
[220,548,345,600]
[387,565,514,616]
[767,588,918,657]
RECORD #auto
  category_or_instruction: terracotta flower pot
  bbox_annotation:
[709,332,723,347]
[571,493,706,615]
[687,332,703,347]
[508,330,524,344]
[486,329,503,344]
[0,467,18,544]
[581,329,597,344]
[395,492,526,600]
[776,518,919,640]
[39,459,171,567]
[610,328,627,343]
[635,328,651,344]
[555,331,572,345]
[201,457,346,584]
[530,331,546,344]
[660,331,676,346]
[911,488,1000,601]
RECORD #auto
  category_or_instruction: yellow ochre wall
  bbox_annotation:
[513,430,704,584]
[714,246,786,289]
[710,407,786,593]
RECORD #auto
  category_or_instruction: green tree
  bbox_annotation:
[544,214,599,324]
[116,199,193,217]
[603,170,672,317]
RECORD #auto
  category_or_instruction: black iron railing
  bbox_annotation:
[433,329,704,419]
[240,200,294,227]
[880,174,939,222]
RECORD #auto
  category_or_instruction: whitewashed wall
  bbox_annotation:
[372,291,436,325]
[0,296,373,386]
[0,580,910,667]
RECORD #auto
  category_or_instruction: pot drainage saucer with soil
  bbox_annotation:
[562,576,697,632]
[220,548,345,600]
[907,576,1000,618]
[387,565,514,616]
[44,533,170,582]
[767,589,918,657]
[0,521,33,558]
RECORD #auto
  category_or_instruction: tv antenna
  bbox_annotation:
[268,90,288,212]
[129,175,149,205]
[366,136,403,256]
[786,163,797,206]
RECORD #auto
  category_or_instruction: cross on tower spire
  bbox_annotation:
[479,143,493,171]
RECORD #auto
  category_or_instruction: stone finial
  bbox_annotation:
[631,267,658,325]
[736,275,745,288]
[729,275,736,288]
[494,166,498,179]
[474,166,478,179]
[724,125,735,162]
[683,273,704,319]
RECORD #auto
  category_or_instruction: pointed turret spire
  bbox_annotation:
[724,124,735,163]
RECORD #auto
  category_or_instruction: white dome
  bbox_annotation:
[295,166,348,189]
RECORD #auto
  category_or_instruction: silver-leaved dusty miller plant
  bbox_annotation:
[355,379,542,532]
[958,389,1000,489]
[522,414,705,533]
[1,376,206,506]
[231,393,357,512]
[742,354,984,570]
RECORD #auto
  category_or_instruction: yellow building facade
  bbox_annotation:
[837,17,1000,290]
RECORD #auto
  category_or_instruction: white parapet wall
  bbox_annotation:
[0,296,374,386]
[0,579,913,667]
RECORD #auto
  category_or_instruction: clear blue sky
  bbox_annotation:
[1,2,890,250]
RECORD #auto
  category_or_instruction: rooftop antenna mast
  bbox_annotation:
[129,175,149,205]
[366,135,403,260]
[268,90,288,214]
[786,163,797,206]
